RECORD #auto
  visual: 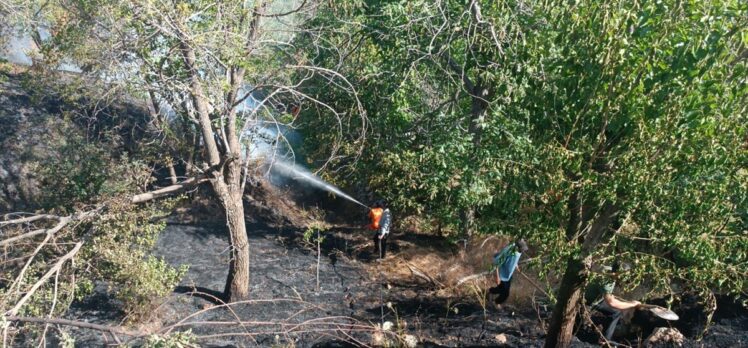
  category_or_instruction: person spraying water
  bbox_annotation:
[269,160,394,258]
[368,200,392,259]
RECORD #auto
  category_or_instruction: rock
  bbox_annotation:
[371,331,385,346]
[645,327,685,347]
[403,334,418,348]
[495,333,508,344]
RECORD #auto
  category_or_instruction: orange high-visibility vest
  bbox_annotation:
[369,208,383,230]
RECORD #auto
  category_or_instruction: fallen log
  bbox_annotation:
[406,263,444,287]
[131,176,209,203]
[456,271,491,286]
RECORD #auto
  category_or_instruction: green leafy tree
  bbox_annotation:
[301,1,747,346]
[298,0,535,238]
[11,0,363,303]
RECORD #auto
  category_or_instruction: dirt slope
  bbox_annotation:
[57,182,747,347]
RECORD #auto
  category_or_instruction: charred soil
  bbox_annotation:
[58,183,748,347]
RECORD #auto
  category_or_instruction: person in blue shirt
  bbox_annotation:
[489,239,528,305]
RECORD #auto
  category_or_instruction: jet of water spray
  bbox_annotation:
[269,161,368,208]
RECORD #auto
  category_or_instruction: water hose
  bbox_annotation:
[379,237,384,326]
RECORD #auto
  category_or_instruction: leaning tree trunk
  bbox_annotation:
[544,257,588,348]
[545,198,619,348]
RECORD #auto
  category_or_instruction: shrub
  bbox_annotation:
[85,198,187,320]
[143,330,198,348]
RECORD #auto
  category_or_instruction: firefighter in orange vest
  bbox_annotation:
[368,200,392,258]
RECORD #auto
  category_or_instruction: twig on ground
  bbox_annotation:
[5,316,139,339]
[456,271,491,286]
[406,263,444,287]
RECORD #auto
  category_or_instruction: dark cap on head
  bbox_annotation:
[611,261,630,274]
[516,239,528,253]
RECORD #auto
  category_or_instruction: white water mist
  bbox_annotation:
[269,160,368,208]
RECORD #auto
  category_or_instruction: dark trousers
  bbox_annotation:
[593,303,623,340]
[374,234,388,259]
[489,279,512,304]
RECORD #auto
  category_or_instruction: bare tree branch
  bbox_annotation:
[0,216,70,247]
[6,242,82,316]
[5,316,139,337]
[130,176,209,204]
[0,215,60,226]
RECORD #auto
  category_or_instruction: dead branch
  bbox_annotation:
[130,177,209,203]
[257,0,309,18]
[406,263,444,287]
[456,271,491,286]
[516,268,551,298]
[5,316,139,337]
[0,217,69,247]
[6,242,83,316]
[0,214,59,226]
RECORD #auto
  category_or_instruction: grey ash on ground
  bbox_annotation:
[146,220,551,347]
[60,187,747,348]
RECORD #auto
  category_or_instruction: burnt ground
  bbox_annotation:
[62,214,562,347]
[60,183,747,348]
[147,220,555,347]
[63,213,748,347]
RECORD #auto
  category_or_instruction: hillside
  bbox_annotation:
[2,0,748,344]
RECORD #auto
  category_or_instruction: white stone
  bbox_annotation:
[382,321,394,331]
[645,327,685,347]
[403,334,418,348]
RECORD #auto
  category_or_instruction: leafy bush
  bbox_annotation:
[85,198,187,320]
[1,106,185,324]
[37,132,111,209]
[144,330,198,348]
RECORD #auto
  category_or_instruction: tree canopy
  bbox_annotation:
[298,0,747,344]
[1,0,746,346]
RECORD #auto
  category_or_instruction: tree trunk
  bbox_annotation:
[544,257,588,348]
[461,208,476,240]
[179,37,250,302]
[545,199,619,347]
[468,84,489,148]
[167,161,178,184]
[461,83,490,238]
[220,65,252,302]
[216,174,250,302]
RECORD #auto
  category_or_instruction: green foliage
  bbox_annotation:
[143,330,198,348]
[37,128,113,209]
[300,0,748,300]
[58,331,76,348]
[85,199,187,320]
[303,221,327,245]
[297,0,540,235]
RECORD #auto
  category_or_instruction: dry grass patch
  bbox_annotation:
[368,234,548,310]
